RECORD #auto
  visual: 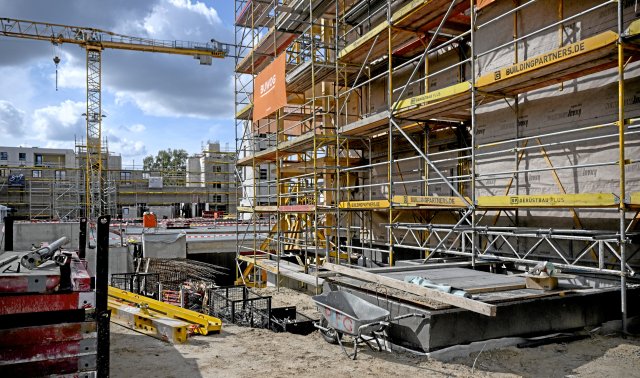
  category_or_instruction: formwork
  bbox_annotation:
[235,0,640,332]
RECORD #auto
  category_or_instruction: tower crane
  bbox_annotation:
[0,17,233,219]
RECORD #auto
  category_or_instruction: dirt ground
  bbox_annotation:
[111,287,640,378]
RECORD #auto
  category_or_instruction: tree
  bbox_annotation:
[143,148,189,172]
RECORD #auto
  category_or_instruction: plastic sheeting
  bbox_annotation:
[142,232,187,259]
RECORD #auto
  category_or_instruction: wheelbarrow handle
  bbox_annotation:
[314,322,332,333]
[392,313,426,321]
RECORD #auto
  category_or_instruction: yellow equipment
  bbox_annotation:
[108,286,222,336]
[0,17,232,219]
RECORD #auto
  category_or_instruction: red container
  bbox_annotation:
[142,212,157,228]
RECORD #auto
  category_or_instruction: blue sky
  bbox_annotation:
[0,0,237,168]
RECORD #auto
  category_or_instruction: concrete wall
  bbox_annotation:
[10,222,81,251]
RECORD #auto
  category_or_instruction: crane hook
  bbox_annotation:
[53,55,61,91]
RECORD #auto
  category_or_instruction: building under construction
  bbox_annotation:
[3,1,640,375]
[0,141,236,220]
[234,0,640,348]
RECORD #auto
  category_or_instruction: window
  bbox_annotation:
[0,168,7,177]
[211,194,222,203]
[120,171,132,185]
[18,153,26,161]
[259,169,268,180]
[32,170,42,178]
[212,165,222,172]
[0,152,7,161]
[213,183,222,189]
[35,154,43,166]
[54,170,66,180]
[142,172,150,179]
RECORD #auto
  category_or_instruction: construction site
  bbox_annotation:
[2,0,640,377]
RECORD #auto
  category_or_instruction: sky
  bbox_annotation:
[0,0,237,168]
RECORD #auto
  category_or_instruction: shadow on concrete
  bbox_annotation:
[110,324,203,378]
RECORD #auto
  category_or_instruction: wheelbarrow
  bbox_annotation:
[312,290,422,359]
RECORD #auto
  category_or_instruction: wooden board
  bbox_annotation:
[323,262,497,316]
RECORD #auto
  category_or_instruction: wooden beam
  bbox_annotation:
[323,262,497,316]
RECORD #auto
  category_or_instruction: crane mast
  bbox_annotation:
[0,17,233,219]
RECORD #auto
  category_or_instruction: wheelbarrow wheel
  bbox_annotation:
[319,317,342,344]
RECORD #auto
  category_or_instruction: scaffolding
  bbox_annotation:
[235,0,640,329]
[0,142,236,220]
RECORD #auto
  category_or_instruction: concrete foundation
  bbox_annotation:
[326,273,640,352]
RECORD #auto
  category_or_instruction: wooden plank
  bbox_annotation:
[461,283,526,294]
[254,205,278,212]
[279,204,316,212]
[323,262,497,316]
[366,261,476,273]
[257,259,324,286]
[629,192,640,208]
[477,193,618,208]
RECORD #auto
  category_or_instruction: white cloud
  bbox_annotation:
[32,100,85,141]
[127,123,146,133]
[53,51,86,90]
[139,0,222,41]
[0,66,36,108]
[168,0,222,24]
[111,138,147,158]
[43,140,75,150]
[0,101,26,137]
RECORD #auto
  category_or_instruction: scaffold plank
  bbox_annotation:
[338,0,467,63]
[395,81,471,111]
[235,0,272,28]
[254,205,278,212]
[338,200,391,209]
[629,192,640,208]
[235,27,298,74]
[339,110,390,136]
[477,193,619,209]
[279,204,316,212]
[235,103,252,120]
[392,195,470,208]
[476,31,621,95]
[239,255,324,286]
